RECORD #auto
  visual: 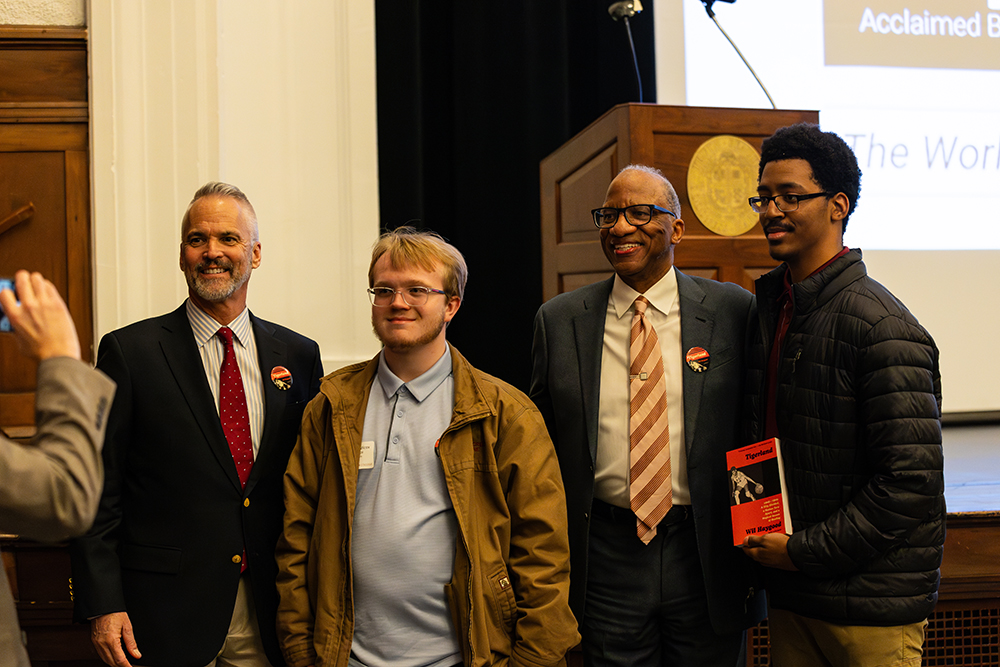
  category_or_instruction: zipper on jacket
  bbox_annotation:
[434,419,479,663]
[756,297,778,441]
[788,348,803,395]
[790,348,802,375]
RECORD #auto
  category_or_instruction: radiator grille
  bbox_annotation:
[747,603,1000,666]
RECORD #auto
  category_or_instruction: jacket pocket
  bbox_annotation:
[488,567,516,633]
[119,543,182,574]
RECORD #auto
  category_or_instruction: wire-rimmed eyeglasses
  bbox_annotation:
[368,286,447,307]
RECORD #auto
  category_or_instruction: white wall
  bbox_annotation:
[863,251,999,415]
[0,0,83,25]
[653,0,685,105]
[88,0,381,371]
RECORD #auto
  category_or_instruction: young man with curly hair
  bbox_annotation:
[742,124,945,667]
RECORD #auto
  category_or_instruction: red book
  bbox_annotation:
[727,437,792,546]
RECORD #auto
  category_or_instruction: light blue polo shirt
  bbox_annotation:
[350,345,461,667]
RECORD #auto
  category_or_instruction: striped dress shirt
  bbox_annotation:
[186,300,265,456]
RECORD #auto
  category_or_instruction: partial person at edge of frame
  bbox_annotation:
[1,270,116,667]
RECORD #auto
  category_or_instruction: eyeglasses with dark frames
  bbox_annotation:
[591,204,676,229]
[368,286,448,307]
[748,192,832,213]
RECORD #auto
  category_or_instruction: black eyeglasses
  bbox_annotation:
[591,204,676,229]
[749,192,831,213]
[368,286,447,307]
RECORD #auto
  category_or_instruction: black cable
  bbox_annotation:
[703,3,776,109]
[622,15,643,103]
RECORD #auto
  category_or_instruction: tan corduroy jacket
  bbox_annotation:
[276,346,579,667]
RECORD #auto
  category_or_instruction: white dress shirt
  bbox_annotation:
[594,267,690,508]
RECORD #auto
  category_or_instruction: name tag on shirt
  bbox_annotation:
[360,441,375,469]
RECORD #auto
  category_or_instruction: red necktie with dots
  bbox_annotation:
[217,327,253,572]
[217,327,254,487]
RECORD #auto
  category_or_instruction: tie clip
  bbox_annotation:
[630,372,649,381]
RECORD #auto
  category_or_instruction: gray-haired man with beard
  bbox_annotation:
[71,182,323,667]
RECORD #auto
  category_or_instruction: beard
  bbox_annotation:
[372,306,447,352]
[185,257,250,303]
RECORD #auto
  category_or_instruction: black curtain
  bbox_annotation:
[375,1,656,391]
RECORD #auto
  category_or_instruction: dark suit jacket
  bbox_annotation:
[529,271,766,635]
[70,304,322,667]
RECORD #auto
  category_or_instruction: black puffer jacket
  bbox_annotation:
[745,249,944,626]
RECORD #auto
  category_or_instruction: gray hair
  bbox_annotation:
[181,181,259,243]
[619,164,682,219]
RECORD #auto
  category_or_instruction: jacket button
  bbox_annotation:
[244,498,250,507]
[232,554,242,564]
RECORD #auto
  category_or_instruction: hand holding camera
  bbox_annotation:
[0,270,81,361]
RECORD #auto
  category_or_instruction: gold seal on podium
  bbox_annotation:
[687,135,760,237]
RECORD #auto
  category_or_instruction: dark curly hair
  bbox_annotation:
[758,123,862,232]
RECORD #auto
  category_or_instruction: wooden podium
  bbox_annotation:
[539,103,819,301]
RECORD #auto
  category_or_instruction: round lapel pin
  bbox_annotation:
[686,347,710,373]
[270,366,292,390]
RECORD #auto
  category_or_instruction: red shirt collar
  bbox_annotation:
[782,246,849,293]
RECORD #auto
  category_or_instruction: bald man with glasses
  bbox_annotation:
[531,164,766,666]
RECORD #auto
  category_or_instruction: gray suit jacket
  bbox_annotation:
[529,270,766,635]
[1,358,115,667]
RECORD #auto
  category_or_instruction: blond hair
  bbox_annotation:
[369,226,468,300]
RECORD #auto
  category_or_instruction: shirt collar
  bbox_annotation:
[610,265,678,320]
[376,343,454,402]
[782,246,850,301]
[185,299,253,348]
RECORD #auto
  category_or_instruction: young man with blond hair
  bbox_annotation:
[276,227,579,667]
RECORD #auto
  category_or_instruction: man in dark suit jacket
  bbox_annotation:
[70,183,323,667]
[530,165,765,666]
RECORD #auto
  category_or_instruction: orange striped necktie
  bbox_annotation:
[629,296,672,544]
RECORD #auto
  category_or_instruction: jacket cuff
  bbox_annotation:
[282,642,318,667]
